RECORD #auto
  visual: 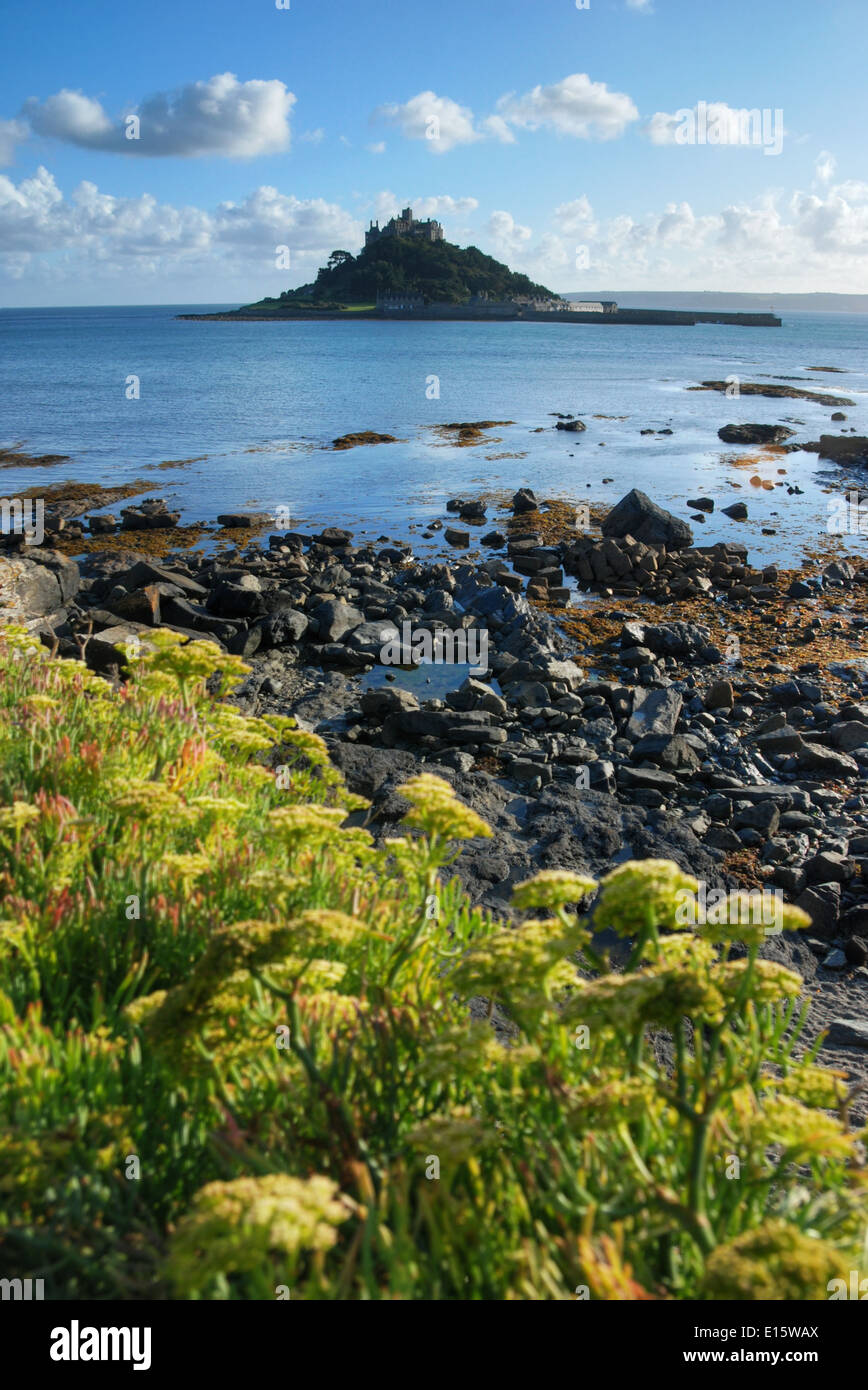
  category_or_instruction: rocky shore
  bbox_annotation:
[3,465,868,1084]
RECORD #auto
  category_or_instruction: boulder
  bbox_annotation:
[603,489,693,549]
[0,550,80,619]
[718,424,795,446]
[824,1018,868,1048]
[360,687,421,717]
[258,608,310,647]
[816,435,868,464]
[114,560,207,598]
[627,687,683,740]
[310,599,364,644]
[216,512,272,528]
[314,527,353,548]
[511,488,538,515]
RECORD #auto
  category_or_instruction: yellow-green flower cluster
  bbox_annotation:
[512,870,597,913]
[717,958,803,1005]
[161,852,211,887]
[702,1221,844,1300]
[0,801,40,832]
[418,1022,505,1084]
[768,1064,849,1111]
[406,1105,496,1165]
[293,910,374,952]
[267,805,348,844]
[562,967,726,1031]
[141,630,250,690]
[744,1094,854,1160]
[397,774,492,842]
[594,859,699,938]
[566,1076,659,1131]
[111,780,194,823]
[451,918,583,1004]
[168,1174,350,1294]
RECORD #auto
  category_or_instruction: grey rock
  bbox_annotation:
[718,424,795,446]
[824,1018,868,1048]
[627,687,683,740]
[310,599,365,644]
[603,489,693,549]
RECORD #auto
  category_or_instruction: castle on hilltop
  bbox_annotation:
[365,206,445,248]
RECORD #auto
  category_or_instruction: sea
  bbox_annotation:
[0,304,866,569]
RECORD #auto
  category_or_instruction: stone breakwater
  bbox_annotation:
[3,485,868,1075]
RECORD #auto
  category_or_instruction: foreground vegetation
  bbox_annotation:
[0,624,865,1300]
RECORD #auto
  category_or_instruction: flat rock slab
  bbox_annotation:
[824,1018,868,1049]
[627,687,683,740]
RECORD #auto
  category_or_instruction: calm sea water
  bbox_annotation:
[0,304,866,566]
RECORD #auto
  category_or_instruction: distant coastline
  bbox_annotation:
[178,304,782,327]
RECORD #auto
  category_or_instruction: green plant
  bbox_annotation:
[0,624,864,1300]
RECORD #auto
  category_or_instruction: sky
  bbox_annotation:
[0,0,866,305]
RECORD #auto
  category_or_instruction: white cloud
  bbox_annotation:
[412,195,479,218]
[366,142,386,154]
[3,168,867,299]
[486,210,533,258]
[373,74,638,153]
[815,150,836,183]
[553,195,597,236]
[482,182,868,292]
[626,0,653,9]
[22,74,295,158]
[645,102,784,152]
[0,119,27,166]
[0,168,362,289]
[374,91,480,153]
[495,74,639,141]
[300,128,326,145]
[479,115,516,145]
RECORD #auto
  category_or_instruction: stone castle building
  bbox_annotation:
[365,206,445,248]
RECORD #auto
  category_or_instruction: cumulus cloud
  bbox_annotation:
[0,118,28,165]
[553,195,597,236]
[815,150,836,183]
[486,210,533,258]
[479,115,517,145]
[374,74,638,151]
[0,167,361,287]
[482,182,868,292]
[3,168,867,299]
[374,92,479,153]
[646,102,784,152]
[412,195,479,218]
[495,74,639,141]
[22,73,295,158]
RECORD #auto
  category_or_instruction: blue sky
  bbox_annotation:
[1,0,866,304]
